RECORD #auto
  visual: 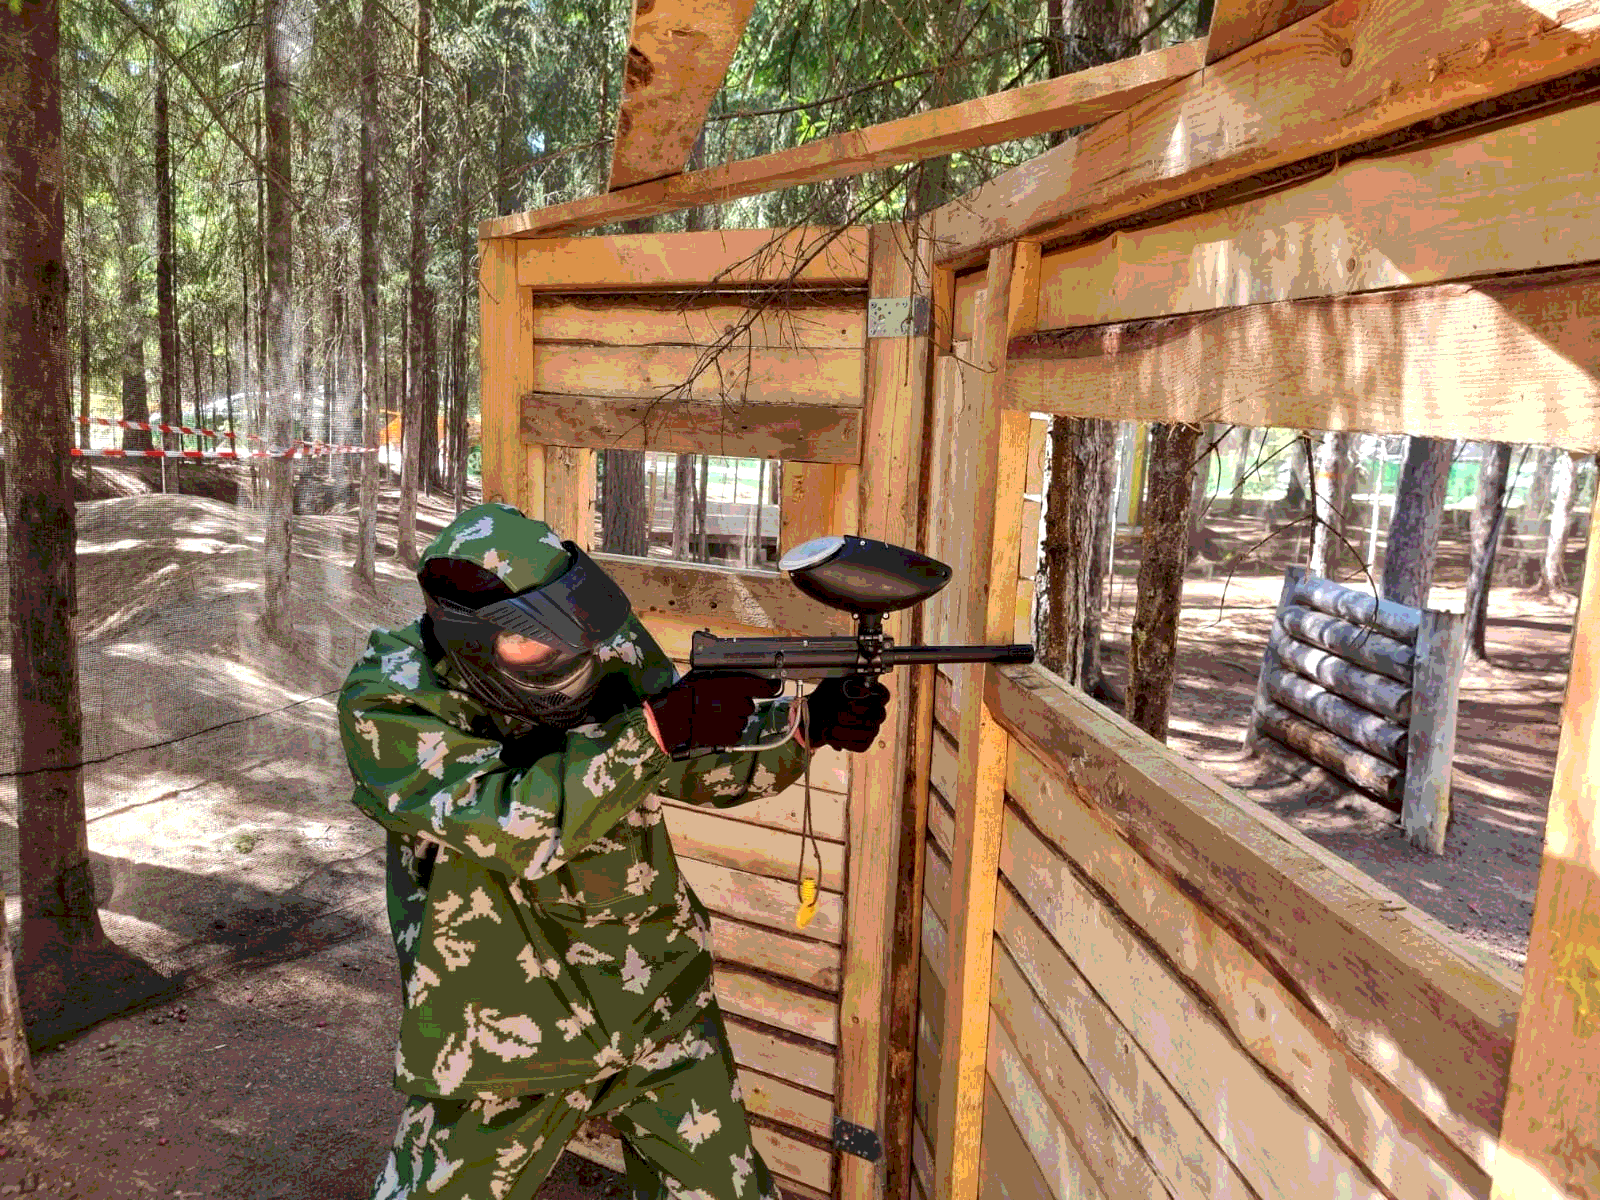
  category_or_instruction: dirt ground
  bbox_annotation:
[0,486,1575,1196]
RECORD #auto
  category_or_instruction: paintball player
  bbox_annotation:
[338,501,889,1200]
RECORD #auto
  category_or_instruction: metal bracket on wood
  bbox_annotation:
[832,1116,883,1162]
[867,296,930,339]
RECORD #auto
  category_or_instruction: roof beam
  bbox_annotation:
[932,1,1600,270]
[608,0,758,191]
[1203,0,1331,63]
[483,40,1204,241]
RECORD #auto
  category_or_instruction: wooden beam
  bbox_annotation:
[934,241,1036,1200]
[481,42,1204,241]
[520,395,862,463]
[987,662,1521,1170]
[1204,0,1331,63]
[477,239,541,514]
[530,343,865,407]
[1005,263,1600,451]
[1490,491,1600,1200]
[516,227,870,291]
[933,1,1600,269]
[593,554,850,636]
[608,0,758,190]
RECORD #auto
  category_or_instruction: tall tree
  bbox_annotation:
[1464,442,1514,659]
[261,0,296,636]
[114,179,152,452]
[1518,446,1556,587]
[1,0,110,1048]
[1309,431,1355,578]
[1542,451,1578,598]
[1381,436,1454,609]
[353,0,380,583]
[154,2,181,458]
[1228,425,1260,513]
[396,0,433,567]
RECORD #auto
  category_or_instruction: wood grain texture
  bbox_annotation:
[1031,97,1600,332]
[988,664,1521,1174]
[542,445,594,549]
[596,554,852,635]
[679,857,843,945]
[1401,609,1466,856]
[530,343,865,406]
[515,227,870,290]
[718,966,840,1045]
[710,914,843,992]
[933,0,1600,269]
[1489,493,1600,1200]
[1268,624,1412,723]
[478,240,540,513]
[1204,0,1331,63]
[607,0,758,190]
[1258,699,1404,806]
[978,1076,1061,1200]
[485,42,1203,239]
[739,1066,835,1139]
[780,462,859,554]
[529,291,865,349]
[662,779,848,843]
[665,804,845,892]
[1008,263,1600,449]
[1244,567,1304,753]
[725,1014,837,1094]
[985,1016,1108,1200]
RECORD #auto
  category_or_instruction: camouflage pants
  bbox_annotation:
[371,1005,782,1200]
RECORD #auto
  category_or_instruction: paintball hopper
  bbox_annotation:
[779,536,952,616]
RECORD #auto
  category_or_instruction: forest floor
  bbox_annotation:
[0,486,1576,1197]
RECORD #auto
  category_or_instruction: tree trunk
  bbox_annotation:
[396,0,431,567]
[601,450,649,556]
[1518,447,1557,588]
[115,191,152,452]
[0,0,110,1047]
[0,892,38,1116]
[696,455,710,561]
[1380,436,1454,608]
[1185,424,1220,560]
[154,22,180,456]
[1542,451,1577,598]
[452,137,470,514]
[262,0,296,637]
[1228,426,1258,513]
[76,193,90,450]
[1465,442,1514,661]
[671,454,695,558]
[1310,431,1355,578]
[353,0,379,583]
[1038,416,1114,694]
[1126,422,1201,741]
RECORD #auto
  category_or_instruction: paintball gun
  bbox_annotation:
[677,535,1034,758]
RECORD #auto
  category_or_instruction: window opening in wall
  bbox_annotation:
[593,451,783,570]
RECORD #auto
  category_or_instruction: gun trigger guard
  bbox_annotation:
[842,675,874,701]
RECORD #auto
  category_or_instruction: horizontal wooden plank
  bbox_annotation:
[1258,700,1404,804]
[1279,605,1414,683]
[531,344,865,407]
[994,881,1258,1200]
[724,1013,837,1094]
[567,1119,829,1200]
[680,857,843,945]
[1000,801,1382,1200]
[663,783,846,845]
[989,941,1170,1200]
[934,0,1600,268]
[750,1117,833,1195]
[924,840,952,929]
[718,966,840,1045]
[1034,96,1600,331]
[979,1075,1058,1200]
[989,664,1520,1175]
[600,555,853,636]
[482,43,1203,239]
[1007,263,1600,449]
[986,1015,1107,1200]
[515,228,871,289]
[927,787,955,861]
[530,292,866,350]
[522,394,863,463]
[665,799,845,892]
[711,914,843,992]
[1205,0,1331,62]
[739,1066,834,1139]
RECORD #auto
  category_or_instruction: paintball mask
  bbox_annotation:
[422,545,633,731]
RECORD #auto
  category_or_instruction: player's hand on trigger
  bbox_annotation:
[802,677,889,753]
[645,672,783,757]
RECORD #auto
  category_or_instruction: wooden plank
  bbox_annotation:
[607,0,758,190]
[915,1006,941,1173]
[680,858,843,945]
[937,242,1034,1200]
[1489,493,1600,1200]
[530,291,865,350]
[1261,699,1404,805]
[564,1119,831,1200]
[543,446,595,550]
[1402,610,1466,856]
[484,43,1205,239]
[530,343,865,407]
[1034,97,1600,332]
[521,394,862,463]
[739,1066,834,1139]
[838,223,937,1200]
[986,1016,1107,1200]
[1002,803,1382,1200]
[1009,263,1600,449]
[597,555,851,636]
[994,881,1261,1200]
[750,1118,833,1197]
[913,1118,935,1200]
[478,241,540,514]
[1205,0,1331,63]
[717,966,840,1045]
[724,1013,837,1095]
[988,664,1521,1173]
[933,1,1600,270]
[711,914,843,993]
[665,804,846,893]
[780,462,859,553]
[1295,574,1420,644]
[924,840,952,928]
[662,780,847,843]
[989,942,1171,1200]
[515,228,870,290]
[979,1077,1059,1200]
[1269,625,1412,723]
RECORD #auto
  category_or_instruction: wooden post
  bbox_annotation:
[477,237,542,515]
[836,223,934,1200]
[934,239,1035,1200]
[1489,492,1600,1200]
[1244,565,1304,751]
[1402,609,1465,855]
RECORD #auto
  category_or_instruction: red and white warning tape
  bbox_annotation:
[77,415,250,442]
[71,445,374,460]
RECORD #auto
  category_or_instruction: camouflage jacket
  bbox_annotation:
[338,504,808,1098]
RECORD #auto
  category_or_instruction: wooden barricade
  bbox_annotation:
[1245,567,1465,854]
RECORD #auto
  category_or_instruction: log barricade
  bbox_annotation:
[1246,566,1465,854]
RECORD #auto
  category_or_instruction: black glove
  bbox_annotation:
[804,677,890,753]
[646,672,782,757]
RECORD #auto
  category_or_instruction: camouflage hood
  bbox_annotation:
[418,502,573,595]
